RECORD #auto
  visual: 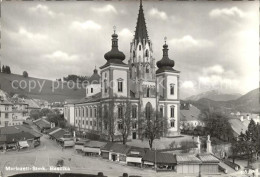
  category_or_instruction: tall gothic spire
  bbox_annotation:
[134,0,148,42]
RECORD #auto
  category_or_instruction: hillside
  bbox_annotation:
[190,88,260,113]
[0,73,85,102]
[186,90,241,101]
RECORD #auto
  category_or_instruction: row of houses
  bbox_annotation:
[0,125,42,151]
[45,126,75,147]
[73,140,220,174]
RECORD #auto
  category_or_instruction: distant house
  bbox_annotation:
[100,143,131,163]
[0,96,29,127]
[176,154,201,174]
[0,125,42,150]
[33,118,51,133]
[126,146,146,167]
[176,154,219,174]
[82,141,106,156]
[197,154,219,174]
[142,150,177,171]
[180,103,204,130]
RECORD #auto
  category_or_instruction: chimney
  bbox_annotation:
[247,114,250,120]
[240,116,244,122]
[207,135,212,154]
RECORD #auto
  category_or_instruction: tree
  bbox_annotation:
[102,97,117,142]
[138,106,167,149]
[30,109,41,120]
[117,99,132,145]
[2,65,5,73]
[23,71,28,78]
[5,66,11,74]
[204,112,233,141]
[230,138,241,163]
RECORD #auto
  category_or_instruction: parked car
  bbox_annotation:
[56,160,64,167]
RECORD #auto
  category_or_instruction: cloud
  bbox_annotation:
[209,7,245,19]
[44,51,79,62]
[92,5,117,14]
[18,28,47,41]
[29,4,55,17]
[203,65,224,75]
[70,20,101,30]
[170,35,213,49]
[181,81,195,89]
[148,8,167,20]
[118,28,133,39]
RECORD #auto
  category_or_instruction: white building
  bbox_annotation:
[64,1,181,140]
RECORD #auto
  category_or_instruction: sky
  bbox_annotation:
[1,0,259,99]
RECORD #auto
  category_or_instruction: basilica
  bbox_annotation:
[64,1,181,140]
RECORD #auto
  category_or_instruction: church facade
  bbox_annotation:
[64,1,180,140]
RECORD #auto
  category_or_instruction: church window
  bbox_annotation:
[91,88,93,93]
[160,106,163,118]
[132,106,137,118]
[104,122,108,130]
[104,79,108,93]
[170,106,175,118]
[118,122,123,130]
[139,45,141,51]
[118,106,123,119]
[90,108,93,117]
[132,122,137,129]
[170,84,174,95]
[170,121,175,128]
[94,108,97,117]
[133,51,135,58]
[86,108,88,117]
[146,88,150,97]
[82,108,84,117]
[145,49,149,57]
[118,79,123,92]
[146,66,149,73]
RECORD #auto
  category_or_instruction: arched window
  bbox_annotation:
[170,106,175,118]
[104,79,107,93]
[145,102,152,121]
[147,88,150,97]
[170,84,174,95]
[145,49,149,57]
[139,45,141,51]
[146,66,149,73]
[86,107,88,117]
[133,51,135,58]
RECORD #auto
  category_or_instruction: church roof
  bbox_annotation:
[134,0,149,42]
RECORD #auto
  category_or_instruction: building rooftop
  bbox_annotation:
[180,105,201,121]
[143,150,177,164]
[197,154,219,163]
[176,154,201,164]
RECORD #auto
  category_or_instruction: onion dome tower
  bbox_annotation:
[88,66,100,84]
[101,26,126,69]
[156,38,179,74]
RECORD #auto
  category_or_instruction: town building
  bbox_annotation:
[64,1,181,140]
[180,103,204,130]
[0,95,29,127]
